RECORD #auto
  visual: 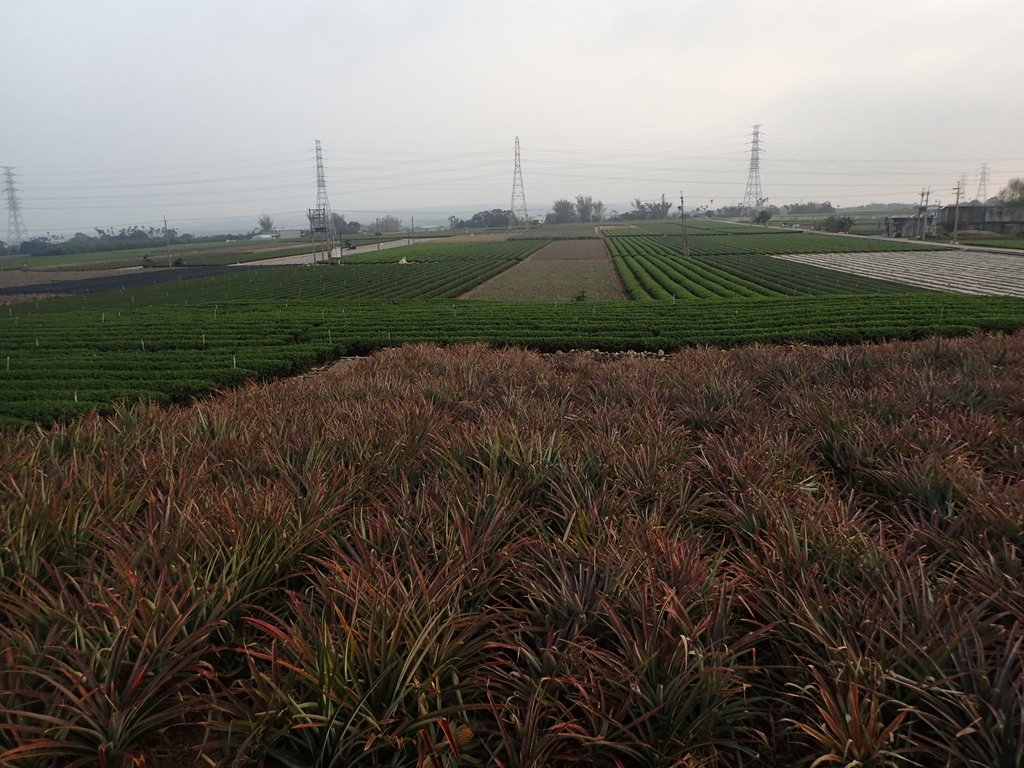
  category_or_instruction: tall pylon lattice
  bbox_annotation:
[2,166,27,253]
[741,124,764,214]
[976,163,989,202]
[308,140,338,263]
[509,136,529,233]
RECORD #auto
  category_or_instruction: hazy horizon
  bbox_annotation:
[3,0,1022,238]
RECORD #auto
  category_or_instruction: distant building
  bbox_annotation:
[277,228,306,240]
[885,214,934,238]
[939,203,1024,236]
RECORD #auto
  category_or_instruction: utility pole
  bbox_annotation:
[917,188,928,239]
[164,216,171,267]
[952,180,963,245]
[922,189,930,239]
[679,192,689,257]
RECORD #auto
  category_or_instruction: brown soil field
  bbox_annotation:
[461,239,626,301]
[444,234,510,243]
[0,265,260,302]
[529,239,612,261]
[0,292,65,305]
[0,267,144,290]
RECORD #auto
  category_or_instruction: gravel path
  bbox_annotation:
[236,238,432,266]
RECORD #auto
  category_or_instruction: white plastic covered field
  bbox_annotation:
[769,250,1024,297]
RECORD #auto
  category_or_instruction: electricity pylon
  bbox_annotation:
[2,167,27,252]
[741,125,764,214]
[307,140,338,263]
[509,137,529,233]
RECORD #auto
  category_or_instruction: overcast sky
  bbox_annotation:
[3,0,1022,235]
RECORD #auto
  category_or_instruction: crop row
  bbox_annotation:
[3,293,1024,425]
[605,223,939,254]
[609,236,925,299]
[693,252,927,295]
[655,233,934,255]
[609,237,779,298]
[28,240,547,312]
[604,221,783,236]
[340,238,543,264]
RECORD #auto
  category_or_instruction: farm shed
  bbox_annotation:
[885,214,934,238]
[939,203,1024,235]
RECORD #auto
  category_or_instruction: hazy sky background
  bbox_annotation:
[3,0,1022,235]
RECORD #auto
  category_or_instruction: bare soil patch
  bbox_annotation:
[462,239,625,301]
[0,268,140,290]
[0,292,67,305]
[529,239,611,261]
[0,265,259,300]
[443,234,510,244]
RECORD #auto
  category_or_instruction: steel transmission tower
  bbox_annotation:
[741,124,764,214]
[2,167,27,252]
[509,137,529,233]
[976,163,989,202]
[308,140,338,263]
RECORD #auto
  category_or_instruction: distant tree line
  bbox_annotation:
[784,201,835,214]
[453,209,513,229]
[819,214,855,233]
[330,213,365,234]
[547,195,609,223]
[9,226,233,257]
[615,197,674,221]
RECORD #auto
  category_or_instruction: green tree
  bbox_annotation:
[377,215,403,233]
[575,195,595,223]
[998,178,1024,205]
[820,214,855,233]
[257,214,274,233]
[630,196,674,220]
[592,200,605,222]
[460,209,511,229]
[552,199,576,224]
[753,210,773,226]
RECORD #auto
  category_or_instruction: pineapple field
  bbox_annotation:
[2,336,1022,765]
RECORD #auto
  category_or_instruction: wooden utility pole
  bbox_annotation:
[164,216,171,267]
[952,180,963,245]
[679,192,689,258]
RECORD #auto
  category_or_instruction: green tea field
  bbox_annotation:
[3,229,1024,425]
